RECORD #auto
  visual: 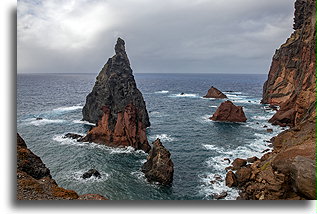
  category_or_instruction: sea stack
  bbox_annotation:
[261,0,315,127]
[81,38,151,152]
[203,86,227,99]
[210,100,247,122]
[141,139,174,185]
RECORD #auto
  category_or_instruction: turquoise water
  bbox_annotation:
[17,73,284,200]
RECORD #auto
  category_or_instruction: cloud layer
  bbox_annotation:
[17,0,295,74]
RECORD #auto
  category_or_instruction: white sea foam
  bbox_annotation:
[131,171,146,180]
[27,118,66,126]
[210,105,218,108]
[67,169,110,183]
[251,115,272,121]
[169,93,198,98]
[155,90,169,94]
[198,115,213,124]
[149,134,175,142]
[72,119,95,126]
[52,134,146,154]
[53,105,83,112]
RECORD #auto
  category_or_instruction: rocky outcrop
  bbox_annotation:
[17,133,107,200]
[81,38,151,152]
[210,100,247,122]
[203,86,227,99]
[226,0,316,200]
[141,139,174,185]
[262,0,316,127]
[82,169,101,179]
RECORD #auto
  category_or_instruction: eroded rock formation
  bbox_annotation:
[141,139,174,185]
[262,0,316,127]
[17,133,107,200]
[226,0,316,200]
[81,38,151,152]
[203,86,227,99]
[210,100,247,122]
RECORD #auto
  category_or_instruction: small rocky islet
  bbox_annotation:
[17,0,315,200]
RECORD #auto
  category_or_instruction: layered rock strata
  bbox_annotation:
[141,139,174,185]
[210,100,247,122]
[226,0,316,200]
[262,0,316,127]
[17,133,107,200]
[203,86,227,99]
[81,38,151,152]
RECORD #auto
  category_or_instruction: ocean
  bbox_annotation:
[17,73,284,200]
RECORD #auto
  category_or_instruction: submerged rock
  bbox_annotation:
[63,133,83,140]
[82,169,101,179]
[81,38,151,152]
[210,100,247,122]
[212,192,228,200]
[141,139,174,185]
[203,86,227,99]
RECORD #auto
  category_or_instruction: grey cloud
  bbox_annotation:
[17,0,296,74]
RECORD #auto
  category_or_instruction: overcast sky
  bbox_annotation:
[17,0,296,74]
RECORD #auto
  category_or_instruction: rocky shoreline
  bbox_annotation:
[225,0,316,200]
[17,133,107,200]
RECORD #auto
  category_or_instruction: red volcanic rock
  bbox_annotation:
[17,133,108,200]
[225,171,237,187]
[203,86,227,99]
[232,158,247,170]
[141,139,174,185]
[210,100,247,122]
[262,0,315,127]
[78,194,108,200]
[81,38,151,152]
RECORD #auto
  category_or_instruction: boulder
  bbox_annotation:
[210,101,247,122]
[81,38,151,152]
[247,156,258,163]
[203,86,227,99]
[141,139,174,185]
[232,158,247,170]
[235,167,252,184]
[82,169,101,179]
[225,171,237,187]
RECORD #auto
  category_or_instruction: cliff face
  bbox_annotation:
[262,0,316,127]
[225,0,316,200]
[81,38,151,152]
[17,133,107,200]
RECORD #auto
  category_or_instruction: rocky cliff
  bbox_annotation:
[225,0,316,200]
[262,0,316,127]
[81,38,151,152]
[17,133,107,200]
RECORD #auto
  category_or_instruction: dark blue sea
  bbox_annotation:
[17,73,284,200]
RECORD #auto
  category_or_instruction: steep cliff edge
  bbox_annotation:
[262,0,315,127]
[81,38,151,152]
[17,133,107,200]
[225,0,316,200]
